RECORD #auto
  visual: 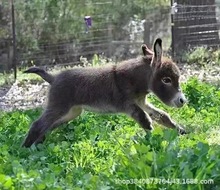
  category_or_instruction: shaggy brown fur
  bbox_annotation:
[22,38,187,147]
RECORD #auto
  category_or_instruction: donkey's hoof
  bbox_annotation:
[22,137,34,148]
[178,127,187,135]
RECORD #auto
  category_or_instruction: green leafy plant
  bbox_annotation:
[0,78,220,190]
[183,47,220,66]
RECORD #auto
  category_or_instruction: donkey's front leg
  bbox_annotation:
[125,104,153,131]
[136,98,186,134]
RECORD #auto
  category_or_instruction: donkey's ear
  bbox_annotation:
[154,38,163,64]
[141,44,153,56]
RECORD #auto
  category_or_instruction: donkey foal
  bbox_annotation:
[22,38,187,147]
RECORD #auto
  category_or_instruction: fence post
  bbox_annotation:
[143,21,151,45]
[170,0,175,59]
[11,0,17,80]
[108,24,113,57]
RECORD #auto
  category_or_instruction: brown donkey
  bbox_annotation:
[22,38,187,147]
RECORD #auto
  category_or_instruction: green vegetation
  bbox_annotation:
[183,47,220,66]
[0,77,220,190]
[0,70,41,87]
[2,0,168,51]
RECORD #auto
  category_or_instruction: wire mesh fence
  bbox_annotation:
[171,0,220,57]
[1,1,173,74]
[0,0,220,76]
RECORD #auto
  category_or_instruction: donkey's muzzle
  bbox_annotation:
[172,92,187,108]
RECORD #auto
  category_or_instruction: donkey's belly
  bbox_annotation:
[82,104,119,113]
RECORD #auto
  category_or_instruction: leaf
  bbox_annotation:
[134,143,149,154]
[3,177,13,189]
[0,174,13,189]
[146,151,153,162]
[163,129,178,141]
[197,142,209,154]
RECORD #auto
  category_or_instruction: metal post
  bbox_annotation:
[144,21,150,45]
[170,0,175,58]
[11,0,17,80]
[108,24,113,57]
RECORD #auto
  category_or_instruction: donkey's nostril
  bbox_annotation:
[174,93,187,107]
[179,97,184,104]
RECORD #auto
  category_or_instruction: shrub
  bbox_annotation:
[183,47,220,66]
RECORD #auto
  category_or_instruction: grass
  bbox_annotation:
[0,77,220,190]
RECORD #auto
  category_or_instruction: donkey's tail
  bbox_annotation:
[24,67,54,84]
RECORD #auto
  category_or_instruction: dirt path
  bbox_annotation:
[0,87,9,97]
[0,81,49,111]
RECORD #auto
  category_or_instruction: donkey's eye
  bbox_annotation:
[162,77,172,84]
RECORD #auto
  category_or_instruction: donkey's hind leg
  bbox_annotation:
[22,108,67,147]
[22,106,82,147]
[34,106,83,144]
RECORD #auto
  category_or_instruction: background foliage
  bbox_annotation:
[1,0,169,51]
